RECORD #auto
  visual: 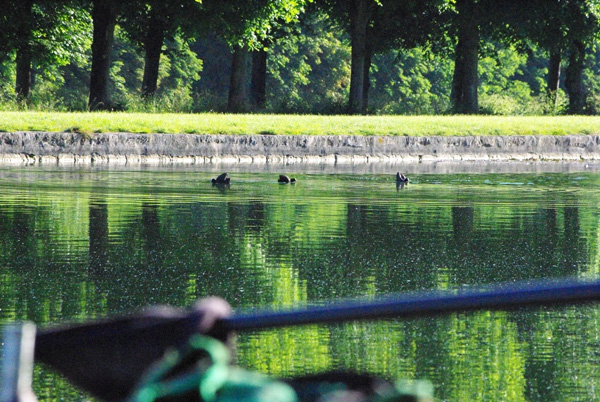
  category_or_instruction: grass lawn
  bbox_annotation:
[1,111,599,136]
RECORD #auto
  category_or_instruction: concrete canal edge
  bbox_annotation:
[0,131,599,165]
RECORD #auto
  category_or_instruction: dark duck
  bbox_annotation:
[211,172,230,184]
[278,175,297,184]
[396,172,409,184]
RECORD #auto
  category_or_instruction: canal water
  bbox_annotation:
[2,163,600,401]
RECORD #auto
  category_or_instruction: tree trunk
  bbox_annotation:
[250,49,267,110]
[348,0,372,114]
[89,0,119,111]
[361,44,372,114]
[227,45,248,113]
[15,0,33,101]
[565,40,586,114]
[547,50,561,113]
[547,51,561,94]
[15,46,32,101]
[450,0,479,114]
[141,8,165,98]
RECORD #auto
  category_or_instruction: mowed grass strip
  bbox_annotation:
[0,111,599,136]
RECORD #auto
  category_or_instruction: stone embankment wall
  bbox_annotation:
[0,132,599,165]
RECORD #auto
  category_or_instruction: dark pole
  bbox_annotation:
[222,278,600,331]
[35,277,600,347]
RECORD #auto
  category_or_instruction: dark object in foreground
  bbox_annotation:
[11,278,600,401]
[128,334,433,402]
[211,172,230,184]
[286,371,432,402]
[278,175,297,184]
[396,172,409,183]
[34,298,232,401]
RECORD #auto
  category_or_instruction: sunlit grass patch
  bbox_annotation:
[0,111,598,137]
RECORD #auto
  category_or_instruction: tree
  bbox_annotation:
[227,44,249,112]
[318,0,376,114]
[140,3,167,97]
[0,1,90,102]
[450,0,480,113]
[347,0,375,114]
[88,0,122,110]
[562,1,600,114]
[249,22,302,110]
[198,0,309,113]
[14,0,34,100]
[500,0,600,114]
[263,11,351,113]
[250,48,268,109]
[366,0,447,113]
[118,0,202,98]
[446,0,549,114]
[319,0,446,114]
[0,1,37,99]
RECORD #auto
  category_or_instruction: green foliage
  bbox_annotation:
[479,45,528,95]
[266,13,351,113]
[202,0,310,50]
[0,60,16,103]
[160,37,203,95]
[54,60,92,111]
[0,2,92,109]
[0,1,91,70]
[369,47,453,114]
[35,4,92,70]
[108,28,202,112]
[477,43,534,115]
[583,43,600,114]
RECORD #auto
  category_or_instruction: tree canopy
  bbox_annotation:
[2,0,600,115]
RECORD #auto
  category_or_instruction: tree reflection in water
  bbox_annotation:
[0,167,599,401]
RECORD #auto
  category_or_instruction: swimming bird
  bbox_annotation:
[211,172,230,184]
[278,175,297,184]
[396,172,409,183]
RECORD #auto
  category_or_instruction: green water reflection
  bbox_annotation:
[1,166,600,401]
